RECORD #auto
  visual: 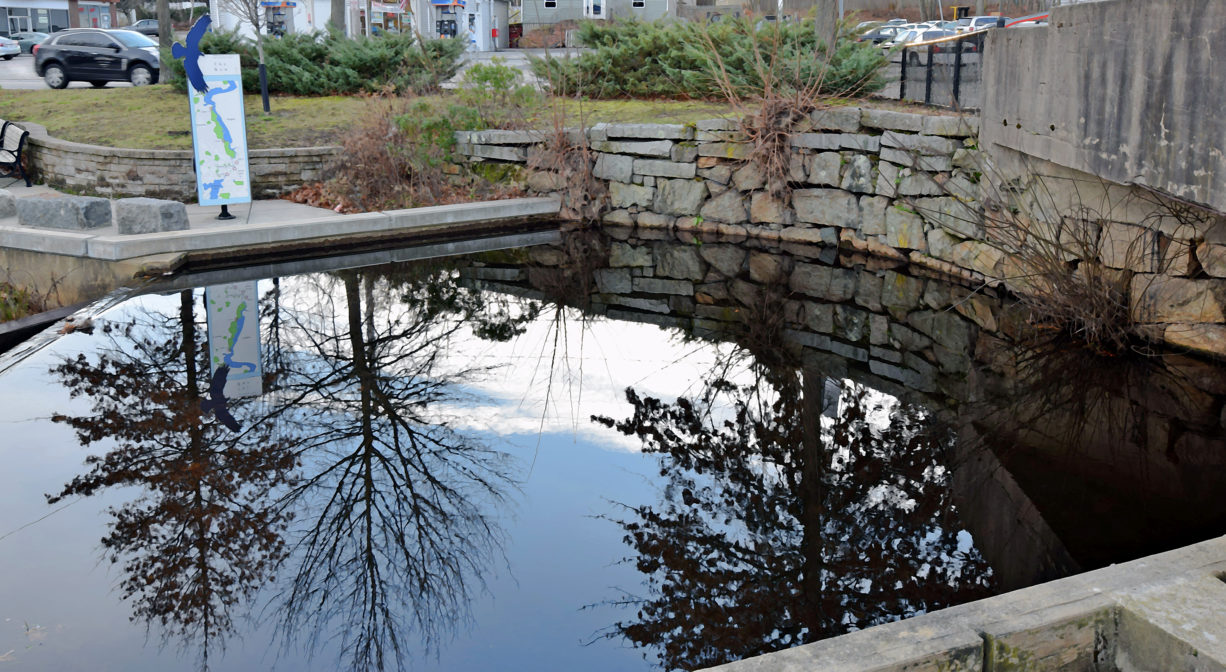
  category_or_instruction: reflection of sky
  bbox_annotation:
[438,308,743,452]
[0,285,719,671]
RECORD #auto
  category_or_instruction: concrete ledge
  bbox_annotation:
[0,196,561,262]
[705,535,1226,672]
[0,226,91,256]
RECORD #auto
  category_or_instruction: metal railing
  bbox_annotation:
[896,29,991,111]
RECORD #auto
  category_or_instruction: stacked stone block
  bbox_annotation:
[454,108,1226,359]
[23,124,339,201]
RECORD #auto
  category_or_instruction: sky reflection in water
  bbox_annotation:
[0,255,1000,671]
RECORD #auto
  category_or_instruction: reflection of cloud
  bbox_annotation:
[437,310,750,449]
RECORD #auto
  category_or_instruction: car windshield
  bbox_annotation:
[110,30,155,47]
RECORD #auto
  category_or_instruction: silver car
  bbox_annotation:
[0,36,19,60]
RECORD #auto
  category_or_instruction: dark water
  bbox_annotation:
[0,228,1222,672]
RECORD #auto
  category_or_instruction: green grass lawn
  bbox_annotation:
[0,85,736,150]
[0,86,367,150]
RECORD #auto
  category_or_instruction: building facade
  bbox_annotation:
[0,0,118,35]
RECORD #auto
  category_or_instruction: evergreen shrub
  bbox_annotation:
[530,18,888,99]
[162,29,466,95]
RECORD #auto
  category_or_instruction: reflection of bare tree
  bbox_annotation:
[594,364,992,671]
[267,266,533,672]
[47,290,297,671]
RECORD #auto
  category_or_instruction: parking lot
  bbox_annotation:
[0,52,133,89]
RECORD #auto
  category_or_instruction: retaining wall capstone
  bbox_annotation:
[21,123,339,201]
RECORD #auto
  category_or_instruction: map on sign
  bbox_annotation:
[205,282,262,398]
[187,54,251,207]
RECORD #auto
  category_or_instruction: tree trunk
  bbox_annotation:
[330,0,346,32]
[813,0,838,56]
[157,0,171,51]
[976,0,985,14]
[67,0,80,28]
[797,367,828,641]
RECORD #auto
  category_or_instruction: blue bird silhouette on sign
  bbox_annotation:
[172,15,212,93]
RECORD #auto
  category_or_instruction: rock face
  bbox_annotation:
[654,179,708,216]
[114,198,190,235]
[17,196,111,230]
[0,189,15,218]
[449,107,1226,358]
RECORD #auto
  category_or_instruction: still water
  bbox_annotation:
[0,228,1222,671]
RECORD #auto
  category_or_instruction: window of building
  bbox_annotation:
[544,0,556,7]
[632,0,644,6]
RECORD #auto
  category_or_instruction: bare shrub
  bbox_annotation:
[903,147,1219,356]
[697,17,888,195]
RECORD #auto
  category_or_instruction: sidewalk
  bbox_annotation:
[0,179,560,262]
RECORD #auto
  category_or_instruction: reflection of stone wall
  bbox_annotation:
[462,228,1226,583]
[468,223,1000,407]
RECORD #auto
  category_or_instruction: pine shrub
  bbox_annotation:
[162,29,466,96]
[530,18,888,99]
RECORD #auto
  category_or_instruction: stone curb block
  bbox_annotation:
[17,196,111,230]
[114,197,190,235]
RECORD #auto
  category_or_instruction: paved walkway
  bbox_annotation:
[0,180,560,262]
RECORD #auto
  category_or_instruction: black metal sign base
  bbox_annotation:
[217,205,236,220]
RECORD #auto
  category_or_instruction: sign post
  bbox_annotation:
[174,18,252,220]
[187,54,252,218]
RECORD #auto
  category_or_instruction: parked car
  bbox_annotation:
[956,15,1009,32]
[900,29,957,65]
[129,19,158,37]
[0,36,18,60]
[33,28,159,88]
[10,31,49,54]
[858,25,902,44]
[880,28,919,50]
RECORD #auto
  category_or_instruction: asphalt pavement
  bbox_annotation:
[0,52,133,89]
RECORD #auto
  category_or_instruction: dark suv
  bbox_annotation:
[33,28,160,89]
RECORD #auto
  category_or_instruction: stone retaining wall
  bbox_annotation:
[454,108,1226,359]
[21,123,339,201]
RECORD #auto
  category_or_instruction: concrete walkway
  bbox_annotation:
[0,180,561,263]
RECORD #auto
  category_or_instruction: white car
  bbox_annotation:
[956,16,1008,33]
[0,37,19,60]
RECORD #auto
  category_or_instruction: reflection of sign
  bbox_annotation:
[187,54,251,207]
[205,282,262,398]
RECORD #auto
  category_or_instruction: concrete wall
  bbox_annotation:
[981,0,1226,215]
[22,123,339,202]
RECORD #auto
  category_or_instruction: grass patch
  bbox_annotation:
[0,86,735,151]
[0,86,367,150]
[0,281,45,323]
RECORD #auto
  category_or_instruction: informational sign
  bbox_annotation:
[205,282,262,398]
[187,54,252,207]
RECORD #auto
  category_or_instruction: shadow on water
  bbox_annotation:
[16,223,1226,671]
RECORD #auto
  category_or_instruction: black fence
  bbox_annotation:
[897,32,986,111]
